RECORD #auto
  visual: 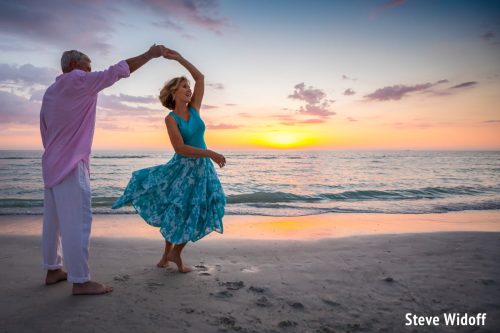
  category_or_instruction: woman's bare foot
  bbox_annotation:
[166,251,192,273]
[45,268,67,285]
[72,281,113,295]
[157,251,169,268]
[157,240,173,268]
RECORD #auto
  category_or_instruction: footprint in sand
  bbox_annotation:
[180,307,195,314]
[256,296,273,307]
[240,266,259,273]
[248,286,267,293]
[195,264,209,271]
[220,281,245,290]
[278,320,298,328]
[288,301,305,310]
[321,299,341,307]
[211,290,233,298]
[113,274,130,282]
[217,315,243,330]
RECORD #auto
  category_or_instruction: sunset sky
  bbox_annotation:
[1,0,499,150]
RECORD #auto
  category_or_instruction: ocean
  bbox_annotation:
[1,150,499,216]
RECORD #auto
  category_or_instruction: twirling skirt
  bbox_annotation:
[112,154,225,244]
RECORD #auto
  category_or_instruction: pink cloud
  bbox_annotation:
[370,0,406,18]
[343,88,356,96]
[364,79,448,101]
[288,82,326,104]
[450,81,478,89]
[298,103,335,117]
[206,123,239,129]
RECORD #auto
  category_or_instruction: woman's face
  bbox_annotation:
[174,80,192,105]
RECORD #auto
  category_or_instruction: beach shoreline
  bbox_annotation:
[1,211,499,332]
[1,210,499,240]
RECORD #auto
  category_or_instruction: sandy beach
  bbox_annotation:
[1,211,499,332]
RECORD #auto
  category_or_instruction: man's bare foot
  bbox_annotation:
[45,268,67,285]
[72,281,113,295]
[157,252,169,268]
[166,252,192,273]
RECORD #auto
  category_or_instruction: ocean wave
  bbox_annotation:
[1,185,498,210]
[0,157,38,160]
[226,186,497,204]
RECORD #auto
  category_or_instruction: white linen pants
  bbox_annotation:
[42,161,92,283]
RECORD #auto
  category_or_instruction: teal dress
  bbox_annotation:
[112,106,225,244]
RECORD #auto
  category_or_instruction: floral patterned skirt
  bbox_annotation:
[112,154,225,244]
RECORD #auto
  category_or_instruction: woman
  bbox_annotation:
[112,49,226,273]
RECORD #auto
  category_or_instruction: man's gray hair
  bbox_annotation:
[60,50,89,73]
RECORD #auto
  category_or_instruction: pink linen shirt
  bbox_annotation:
[40,60,130,188]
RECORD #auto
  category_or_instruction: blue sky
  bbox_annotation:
[1,0,499,149]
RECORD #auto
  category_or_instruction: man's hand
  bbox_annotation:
[127,44,166,73]
[147,44,166,59]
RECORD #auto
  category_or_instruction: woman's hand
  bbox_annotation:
[162,49,182,61]
[208,150,226,168]
[147,44,165,59]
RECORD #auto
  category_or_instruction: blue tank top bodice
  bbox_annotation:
[169,106,207,149]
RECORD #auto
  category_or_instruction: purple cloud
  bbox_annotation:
[450,81,478,89]
[207,82,225,90]
[118,94,157,104]
[482,119,500,123]
[482,31,494,41]
[298,103,335,117]
[97,94,161,116]
[371,0,406,18]
[342,74,357,81]
[364,79,448,101]
[364,83,433,101]
[343,88,356,96]
[0,1,116,55]
[202,104,217,109]
[347,117,357,122]
[287,82,335,121]
[0,91,40,125]
[0,63,58,86]
[288,83,326,104]
[141,0,228,34]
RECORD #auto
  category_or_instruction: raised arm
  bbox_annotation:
[165,115,225,167]
[126,44,165,73]
[163,49,204,111]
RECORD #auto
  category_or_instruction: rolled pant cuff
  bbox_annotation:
[68,275,91,284]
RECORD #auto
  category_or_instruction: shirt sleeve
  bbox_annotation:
[80,60,131,95]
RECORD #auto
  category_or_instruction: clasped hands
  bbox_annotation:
[148,44,182,61]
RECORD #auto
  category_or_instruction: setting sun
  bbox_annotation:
[251,131,318,149]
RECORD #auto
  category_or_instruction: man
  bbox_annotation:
[40,44,166,295]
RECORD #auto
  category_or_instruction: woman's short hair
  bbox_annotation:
[159,76,189,110]
[60,50,88,73]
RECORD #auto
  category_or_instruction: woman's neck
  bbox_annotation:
[174,103,188,113]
